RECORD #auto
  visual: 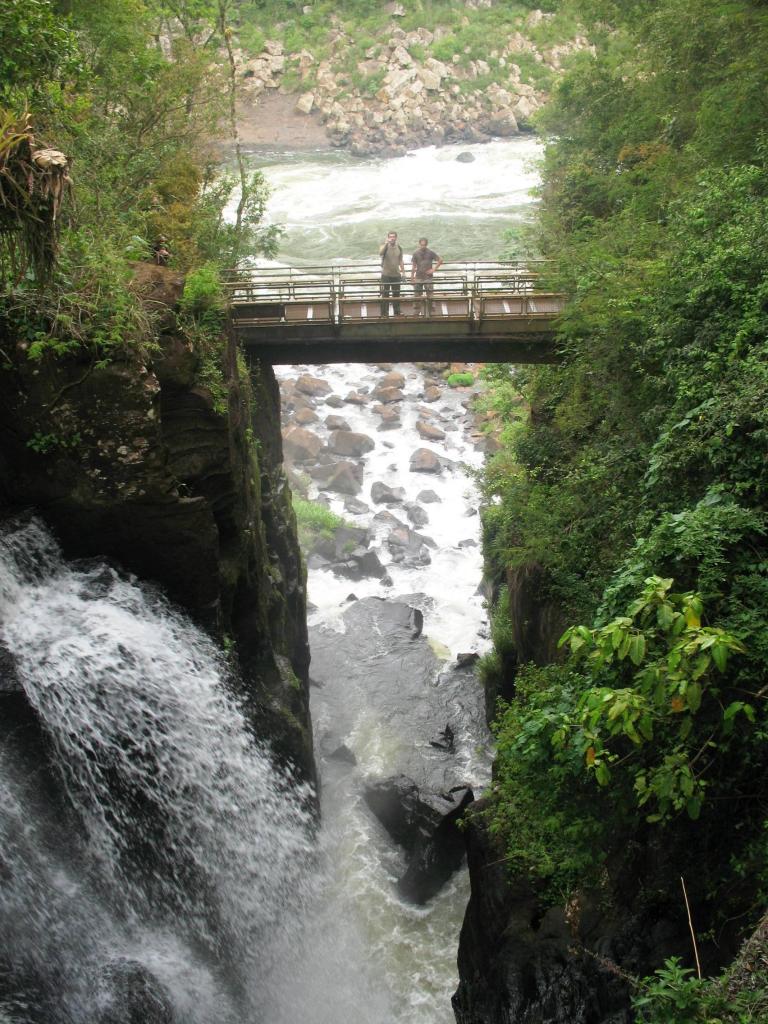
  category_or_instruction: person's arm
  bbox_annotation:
[399,248,405,273]
[433,253,444,273]
[411,253,417,280]
[379,243,387,256]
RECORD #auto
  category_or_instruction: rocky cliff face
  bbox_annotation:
[234,8,594,156]
[0,265,315,784]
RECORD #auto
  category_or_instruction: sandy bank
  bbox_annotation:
[237,92,330,151]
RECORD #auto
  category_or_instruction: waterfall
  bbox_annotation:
[0,517,314,1023]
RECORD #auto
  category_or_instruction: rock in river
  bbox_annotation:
[327,430,376,457]
[282,426,323,462]
[364,774,474,903]
[410,448,442,474]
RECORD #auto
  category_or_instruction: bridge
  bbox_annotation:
[228,262,563,364]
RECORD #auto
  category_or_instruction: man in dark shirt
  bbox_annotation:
[411,238,443,299]
[379,230,404,315]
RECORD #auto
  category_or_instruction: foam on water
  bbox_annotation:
[0,518,315,1021]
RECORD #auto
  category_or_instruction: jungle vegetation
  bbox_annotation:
[481,0,768,1017]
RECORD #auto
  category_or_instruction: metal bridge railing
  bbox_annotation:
[226,261,563,328]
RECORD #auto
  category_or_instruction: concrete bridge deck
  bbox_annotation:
[228,262,563,364]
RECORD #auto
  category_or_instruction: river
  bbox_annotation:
[257,136,542,1023]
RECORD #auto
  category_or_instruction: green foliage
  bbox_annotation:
[446,371,475,387]
[482,5,768,944]
[632,955,768,1024]
[556,576,749,821]
[180,263,225,318]
[4,229,154,362]
[26,430,82,455]
[0,0,81,107]
[293,497,347,549]
[488,660,613,899]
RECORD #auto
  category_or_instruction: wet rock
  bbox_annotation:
[295,374,332,397]
[374,405,401,430]
[416,419,446,441]
[410,448,442,474]
[458,538,477,548]
[429,722,455,751]
[325,394,344,408]
[325,414,352,431]
[307,463,336,482]
[452,806,635,1024]
[282,426,323,462]
[327,430,375,457]
[320,541,387,583]
[379,370,406,389]
[456,151,475,163]
[387,526,433,566]
[95,959,174,1024]
[364,775,474,903]
[373,510,406,530]
[371,481,406,505]
[311,525,370,563]
[329,743,357,766]
[344,391,368,406]
[417,489,441,504]
[404,502,429,527]
[320,461,364,495]
[293,407,319,425]
[372,386,405,404]
[343,496,370,515]
[456,652,479,668]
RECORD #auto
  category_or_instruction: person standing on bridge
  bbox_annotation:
[379,230,404,316]
[411,238,443,305]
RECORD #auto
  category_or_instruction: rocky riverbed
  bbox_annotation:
[233,8,593,155]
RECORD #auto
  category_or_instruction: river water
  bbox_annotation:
[257,137,542,1023]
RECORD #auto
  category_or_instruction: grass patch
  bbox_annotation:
[446,371,475,387]
[293,497,347,548]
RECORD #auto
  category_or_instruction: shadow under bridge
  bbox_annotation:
[227,261,564,364]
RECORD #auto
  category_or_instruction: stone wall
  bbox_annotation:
[0,265,315,784]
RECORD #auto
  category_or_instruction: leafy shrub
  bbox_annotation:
[446,371,474,387]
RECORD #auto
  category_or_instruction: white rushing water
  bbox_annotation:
[259,137,542,1023]
[251,136,541,264]
[0,518,316,1023]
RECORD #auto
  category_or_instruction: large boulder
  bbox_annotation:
[327,430,375,457]
[364,775,474,903]
[282,426,323,462]
[379,370,406,389]
[387,524,434,565]
[374,405,401,431]
[410,448,442,473]
[320,461,364,495]
[295,374,332,397]
[371,481,406,505]
[325,414,352,431]
[417,489,441,503]
[405,502,429,527]
[416,419,446,441]
[293,407,319,426]
[372,386,405,404]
